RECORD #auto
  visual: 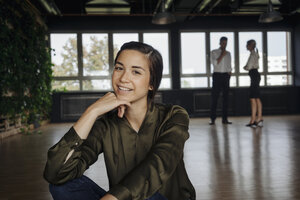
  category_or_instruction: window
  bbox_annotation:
[265,31,292,86]
[52,80,80,91]
[51,30,293,91]
[82,80,111,91]
[82,34,109,76]
[181,77,207,88]
[82,34,111,91]
[51,32,172,91]
[267,32,291,73]
[143,33,171,89]
[180,32,207,88]
[180,30,292,88]
[51,34,79,91]
[266,75,292,86]
[51,34,78,77]
[113,33,138,58]
[181,32,206,74]
[160,78,171,89]
[239,32,263,73]
[143,33,169,75]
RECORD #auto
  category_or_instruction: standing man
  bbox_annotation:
[210,36,232,125]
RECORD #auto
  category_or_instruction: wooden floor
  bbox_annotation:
[1,115,300,200]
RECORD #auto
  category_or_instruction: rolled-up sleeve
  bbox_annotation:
[109,108,190,200]
[211,50,218,67]
[43,121,105,185]
[228,52,232,72]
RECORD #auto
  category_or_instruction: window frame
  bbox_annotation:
[179,29,293,89]
[179,31,209,88]
[50,30,172,91]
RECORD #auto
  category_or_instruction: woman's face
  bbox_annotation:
[112,50,152,105]
[247,42,254,51]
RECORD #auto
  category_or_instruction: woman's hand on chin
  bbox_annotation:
[89,92,131,117]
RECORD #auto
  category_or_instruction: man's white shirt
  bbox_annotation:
[211,48,232,73]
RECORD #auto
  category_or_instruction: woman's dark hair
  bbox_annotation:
[114,41,163,102]
[247,39,256,47]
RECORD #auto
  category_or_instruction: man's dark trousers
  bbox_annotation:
[210,72,230,122]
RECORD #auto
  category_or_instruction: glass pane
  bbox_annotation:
[239,76,250,87]
[239,75,265,87]
[261,75,265,86]
[181,32,206,74]
[50,34,78,76]
[52,80,79,91]
[267,32,291,72]
[181,77,208,88]
[144,33,170,75]
[82,34,109,76]
[266,75,292,86]
[230,76,236,87]
[239,32,263,73]
[159,78,171,89]
[82,80,112,90]
[113,33,139,59]
[210,32,235,73]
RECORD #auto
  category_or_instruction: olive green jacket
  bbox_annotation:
[44,103,196,200]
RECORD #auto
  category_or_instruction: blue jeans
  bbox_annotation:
[49,175,167,200]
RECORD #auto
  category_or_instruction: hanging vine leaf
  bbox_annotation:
[0,0,53,126]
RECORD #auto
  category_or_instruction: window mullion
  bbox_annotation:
[206,31,210,87]
[108,32,114,77]
[263,31,267,86]
[77,33,83,91]
[235,31,239,86]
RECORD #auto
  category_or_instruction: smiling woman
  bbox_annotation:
[44,41,196,200]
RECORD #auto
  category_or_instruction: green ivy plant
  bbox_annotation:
[0,0,53,130]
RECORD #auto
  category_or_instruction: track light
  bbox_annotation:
[259,0,283,23]
[152,0,176,25]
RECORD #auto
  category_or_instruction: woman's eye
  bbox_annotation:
[114,66,123,71]
[133,70,141,75]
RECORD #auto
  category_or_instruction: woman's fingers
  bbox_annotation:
[117,105,125,118]
[117,101,132,118]
[89,92,131,117]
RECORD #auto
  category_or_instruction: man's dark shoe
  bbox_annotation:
[209,120,215,125]
[222,120,232,124]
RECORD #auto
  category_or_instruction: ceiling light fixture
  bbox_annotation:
[258,0,283,23]
[152,0,176,25]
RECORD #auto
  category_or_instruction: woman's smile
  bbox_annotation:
[118,85,133,91]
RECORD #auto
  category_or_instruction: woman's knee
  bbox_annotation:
[49,176,106,200]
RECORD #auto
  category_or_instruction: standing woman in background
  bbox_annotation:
[244,39,263,127]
